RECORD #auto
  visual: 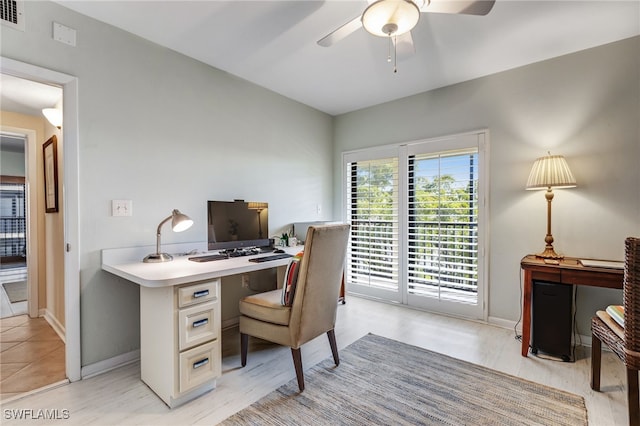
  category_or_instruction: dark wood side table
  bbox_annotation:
[520,255,623,357]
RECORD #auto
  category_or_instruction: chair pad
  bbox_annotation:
[596,310,624,340]
[240,289,291,326]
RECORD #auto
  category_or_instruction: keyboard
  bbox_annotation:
[248,253,293,263]
[188,254,229,262]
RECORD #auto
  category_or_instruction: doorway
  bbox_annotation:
[0,78,68,400]
[0,57,81,383]
[0,58,81,398]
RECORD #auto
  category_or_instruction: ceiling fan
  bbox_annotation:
[317,0,496,72]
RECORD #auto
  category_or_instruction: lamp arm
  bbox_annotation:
[155,215,173,255]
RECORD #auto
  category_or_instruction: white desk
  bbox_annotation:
[101,244,302,408]
[102,244,302,288]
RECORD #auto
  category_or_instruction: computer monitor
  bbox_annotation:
[207,200,270,251]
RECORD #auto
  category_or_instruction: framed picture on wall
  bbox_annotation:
[43,135,59,213]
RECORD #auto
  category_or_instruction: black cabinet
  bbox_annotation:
[531,280,573,362]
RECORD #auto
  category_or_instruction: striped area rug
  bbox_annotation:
[222,333,587,425]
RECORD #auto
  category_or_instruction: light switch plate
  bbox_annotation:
[112,200,132,217]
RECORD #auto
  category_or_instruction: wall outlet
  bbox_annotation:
[112,200,132,217]
[241,274,249,289]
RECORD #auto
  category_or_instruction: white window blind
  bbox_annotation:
[407,149,479,304]
[346,157,399,291]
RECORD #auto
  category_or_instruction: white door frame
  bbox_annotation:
[1,57,81,382]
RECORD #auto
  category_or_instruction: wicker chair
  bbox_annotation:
[591,237,640,426]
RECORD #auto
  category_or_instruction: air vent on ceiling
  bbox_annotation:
[1,0,25,32]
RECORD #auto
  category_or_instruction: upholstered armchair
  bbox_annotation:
[239,224,350,391]
[591,237,640,426]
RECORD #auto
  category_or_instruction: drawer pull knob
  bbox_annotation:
[193,290,209,298]
[192,318,209,328]
[193,358,209,369]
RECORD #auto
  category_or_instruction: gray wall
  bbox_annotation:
[333,36,640,334]
[1,1,333,365]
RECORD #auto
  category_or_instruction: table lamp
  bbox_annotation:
[525,152,576,259]
[143,209,193,263]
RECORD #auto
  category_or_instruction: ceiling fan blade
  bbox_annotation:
[422,0,496,16]
[317,15,363,47]
[394,31,415,60]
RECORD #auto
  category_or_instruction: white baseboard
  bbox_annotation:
[81,350,140,379]
[42,309,66,343]
[575,333,592,347]
[488,315,595,348]
[222,317,239,330]
[488,316,520,332]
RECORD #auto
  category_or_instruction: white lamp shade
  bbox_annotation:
[526,154,577,190]
[42,108,63,128]
[362,0,420,37]
[171,210,193,232]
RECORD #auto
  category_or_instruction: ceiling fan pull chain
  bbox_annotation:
[393,34,398,73]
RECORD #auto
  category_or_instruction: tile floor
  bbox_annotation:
[0,315,66,401]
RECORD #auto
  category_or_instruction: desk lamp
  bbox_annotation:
[143,209,193,263]
[526,152,576,259]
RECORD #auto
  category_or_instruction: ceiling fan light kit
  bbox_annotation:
[317,0,495,73]
[362,0,421,37]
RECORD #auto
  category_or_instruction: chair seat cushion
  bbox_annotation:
[240,289,291,326]
[596,310,624,340]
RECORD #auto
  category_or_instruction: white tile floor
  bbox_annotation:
[0,266,28,319]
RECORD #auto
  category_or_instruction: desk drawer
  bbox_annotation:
[178,301,218,351]
[179,340,220,394]
[178,281,218,308]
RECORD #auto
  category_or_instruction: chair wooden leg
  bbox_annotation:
[291,348,304,392]
[628,368,639,426]
[241,333,248,367]
[327,329,339,366]
[591,333,602,391]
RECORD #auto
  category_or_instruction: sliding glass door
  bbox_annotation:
[343,133,487,319]
[344,147,401,303]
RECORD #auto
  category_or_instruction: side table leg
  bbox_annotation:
[521,269,532,357]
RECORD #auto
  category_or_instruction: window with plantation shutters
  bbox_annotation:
[0,180,26,261]
[407,149,479,304]
[343,132,487,319]
[346,157,400,294]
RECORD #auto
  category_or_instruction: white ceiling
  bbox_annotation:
[53,0,639,116]
[0,74,62,116]
[4,1,640,117]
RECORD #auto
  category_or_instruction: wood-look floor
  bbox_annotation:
[0,315,66,401]
[0,297,628,425]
